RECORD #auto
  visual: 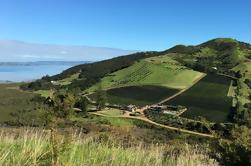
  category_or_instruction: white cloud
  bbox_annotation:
[21,54,40,58]
[0,40,137,62]
[60,51,68,54]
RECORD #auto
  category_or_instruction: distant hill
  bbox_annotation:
[0,40,137,62]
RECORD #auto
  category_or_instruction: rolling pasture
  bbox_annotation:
[86,55,203,92]
[166,74,232,122]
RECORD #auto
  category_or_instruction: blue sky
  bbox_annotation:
[0,0,250,51]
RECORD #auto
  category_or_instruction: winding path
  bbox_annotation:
[91,112,214,138]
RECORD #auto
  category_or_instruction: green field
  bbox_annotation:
[165,74,232,122]
[54,73,80,86]
[34,89,53,97]
[0,84,38,123]
[90,85,179,107]
[98,108,124,116]
[87,55,203,92]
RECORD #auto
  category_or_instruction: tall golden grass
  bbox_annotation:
[0,128,218,166]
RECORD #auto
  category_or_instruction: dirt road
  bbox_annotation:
[91,112,214,138]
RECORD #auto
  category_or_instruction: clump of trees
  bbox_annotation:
[143,109,212,134]
[43,89,90,124]
[212,125,251,166]
[96,85,107,110]
[233,71,251,127]
[75,96,89,115]
[51,90,76,119]
[171,39,246,76]
[7,88,90,127]
[20,78,55,91]
[144,109,234,136]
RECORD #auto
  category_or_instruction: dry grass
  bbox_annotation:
[0,128,218,166]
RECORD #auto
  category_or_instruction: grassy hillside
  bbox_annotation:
[87,55,202,107]
[54,73,80,86]
[0,84,39,123]
[232,61,251,78]
[166,74,232,122]
[21,51,162,91]
[0,128,218,166]
[87,55,203,92]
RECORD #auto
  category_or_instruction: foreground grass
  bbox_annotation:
[0,128,218,166]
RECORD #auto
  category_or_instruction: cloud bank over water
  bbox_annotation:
[0,40,137,62]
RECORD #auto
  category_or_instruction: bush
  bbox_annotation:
[212,125,251,166]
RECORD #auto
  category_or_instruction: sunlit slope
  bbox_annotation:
[87,55,203,92]
[232,61,251,78]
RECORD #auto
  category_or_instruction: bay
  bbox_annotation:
[0,61,86,82]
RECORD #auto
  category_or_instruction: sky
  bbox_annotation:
[0,0,250,51]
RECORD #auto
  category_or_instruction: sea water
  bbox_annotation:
[0,62,84,82]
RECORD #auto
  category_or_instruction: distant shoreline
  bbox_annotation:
[0,80,14,84]
[0,80,33,84]
[0,80,35,84]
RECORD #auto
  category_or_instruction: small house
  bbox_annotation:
[51,80,57,84]
[149,105,166,113]
[127,105,137,112]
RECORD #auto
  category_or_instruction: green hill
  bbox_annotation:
[87,55,203,93]
[21,38,251,124]
[23,38,250,92]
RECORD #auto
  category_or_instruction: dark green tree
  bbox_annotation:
[52,91,76,119]
[213,125,251,166]
[96,85,107,110]
[77,96,88,114]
